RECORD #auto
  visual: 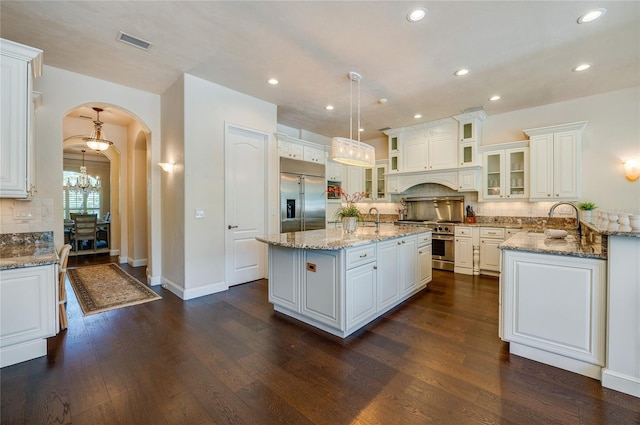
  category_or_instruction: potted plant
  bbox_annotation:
[328,187,367,233]
[577,201,597,222]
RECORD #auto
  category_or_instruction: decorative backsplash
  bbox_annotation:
[0,198,54,234]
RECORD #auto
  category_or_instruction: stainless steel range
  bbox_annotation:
[394,196,464,271]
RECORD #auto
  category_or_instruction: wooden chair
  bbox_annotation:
[70,213,98,252]
[58,244,71,331]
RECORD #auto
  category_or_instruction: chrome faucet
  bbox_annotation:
[368,207,380,233]
[549,202,581,238]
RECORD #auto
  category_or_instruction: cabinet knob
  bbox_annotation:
[547,194,551,197]
[556,194,559,196]
[373,265,377,270]
[397,242,401,245]
[402,241,405,244]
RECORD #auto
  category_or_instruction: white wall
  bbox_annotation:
[179,74,277,298]
[483,86,640,213]
[30,66,162,281]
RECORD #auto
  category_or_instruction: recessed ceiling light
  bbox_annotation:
[578,8,606,24]
[414,114,422,119]
[267,78,278,85]
[573,63,591,72]
[454,68,469,76]
[489,95,501,101]
[359,128,364,132]
[325,105,334,110]
[407,7,428,22]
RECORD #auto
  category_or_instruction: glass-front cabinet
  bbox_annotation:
[481,143,529,201]
[364,161,387,200]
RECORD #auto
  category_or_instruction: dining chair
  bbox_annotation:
[57,244,71,331]
[70,213,98,252]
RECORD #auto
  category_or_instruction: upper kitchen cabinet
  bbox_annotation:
[0,39,42,199]
[386,131,400,174]
[524,122,587,201]
[326,159,345,183]
[363,160,387,201]
[400,119,458,172]
[454,109,486,168]
[480,141,529,201]
[275,132,325,164]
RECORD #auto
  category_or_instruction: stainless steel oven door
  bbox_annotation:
[431,234,454,271]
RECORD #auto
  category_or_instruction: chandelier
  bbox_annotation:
[83,107,113,151]
[331,71,375,167]
[66,150,101,194]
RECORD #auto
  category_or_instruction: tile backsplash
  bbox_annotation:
[0,198,54,234]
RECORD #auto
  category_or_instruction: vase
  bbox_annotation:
[342,217,357,233]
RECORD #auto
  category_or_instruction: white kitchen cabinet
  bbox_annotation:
[0,39,42,199]
[364,161,387,200]
[454,226,474,274]
[501,249,606,379]
[481,143,529,201]
[458,168,479,192]
[268,246,300,312]
[417,233,432,288]
[301,250,340,329]
[401,121,458,172]
[326,160,345,182]
[1,264,57,367]
[278,139,303,160]
[377,239,401,312]
[524,122,586,201]
[399,236,418,296]
[345,262,377,332]
[480,227,505,274]
[455,109,486,168]
[303,145,324,164]
[345,166,364,195]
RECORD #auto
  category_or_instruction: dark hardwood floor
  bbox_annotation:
[2,259,639,424]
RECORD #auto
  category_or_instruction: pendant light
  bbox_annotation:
[331,71,375,167]
[66,150,101,194]
[84,107,113,151]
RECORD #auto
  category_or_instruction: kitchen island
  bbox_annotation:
[499,228,640,398]
[256,225,432,338]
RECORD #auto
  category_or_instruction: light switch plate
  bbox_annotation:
[195,209,205,219]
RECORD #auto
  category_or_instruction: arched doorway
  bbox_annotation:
[62,104,150,270]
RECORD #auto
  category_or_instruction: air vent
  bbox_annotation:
[377,127,391,132]
[116,31,152,51]
[79,115,92,119]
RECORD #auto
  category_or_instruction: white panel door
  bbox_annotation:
[225,125,267,286]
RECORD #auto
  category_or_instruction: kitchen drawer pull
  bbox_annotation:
[360,253,368,258]
[228,225,238,229]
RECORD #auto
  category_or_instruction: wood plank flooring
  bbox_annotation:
[2,259,639,424]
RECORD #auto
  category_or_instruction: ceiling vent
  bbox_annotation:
[377,127,391,132]
[116,31,152,51]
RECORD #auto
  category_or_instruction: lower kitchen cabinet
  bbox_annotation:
[377,239,401,312]
[268,246,300,312]
[480,227,505,275]
[398,236,418,296]
[302,250,340,329]
[501,249,606,379]
[454,227,474,274]
[345,262,377,332]
[1,264,57,367]
[417,233,432,287]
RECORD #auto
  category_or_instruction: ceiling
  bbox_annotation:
[2,1,639,141]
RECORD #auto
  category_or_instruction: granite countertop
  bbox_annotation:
[256,224,430,250]
[581,221,640,238]
[499,232,605,259]
[0,241,58,270]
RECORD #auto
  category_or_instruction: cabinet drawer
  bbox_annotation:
[455,227,472,237]
[346,245,376,269]
[417,232,432,247]
[480,227,505,239]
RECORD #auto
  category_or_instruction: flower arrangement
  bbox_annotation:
[327,187,367,220]
[577,201,597,211]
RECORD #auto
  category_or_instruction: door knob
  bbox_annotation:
[228,225,238,229]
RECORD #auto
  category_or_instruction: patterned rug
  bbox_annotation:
[67,263,161,316]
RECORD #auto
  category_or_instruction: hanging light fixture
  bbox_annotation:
[84,107,113,151]
[331,71,375,167]
[66,150,101,194]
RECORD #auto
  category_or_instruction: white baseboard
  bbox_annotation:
[510,342,602,380]
[148,275,162,286]
[161,278,228,300]
[128,258,147,267]
[602,369,640,398]
[0,339,47,368]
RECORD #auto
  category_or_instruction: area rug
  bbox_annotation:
[67,263,161,316]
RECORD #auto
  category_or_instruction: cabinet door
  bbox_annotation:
[268,246,299,312]
[529,134,554,199]
[553,131,580,199]
[402,131,429,172]
[458,169,478,192]
[418,244,432,288]
[455,237,473,269]
[303,146,324,164]
[0,54,29,198]
[302,251,340,328]
[279,141,303,160]
[375,164,386,200]
[1,264,57,348]
[480,239,502,271]
[364,167,374,200]
[399,236,418,296]
[483,151,504,199]
[345,263,377,331]
[505,148,528,199]
[346,166,364,195]
[377,240,400,311]
[326,161,344,182]
[428,125,457,170]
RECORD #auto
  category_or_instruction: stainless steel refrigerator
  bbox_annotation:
[280,157,326,232]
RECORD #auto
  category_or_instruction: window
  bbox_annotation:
[63,171,102,219]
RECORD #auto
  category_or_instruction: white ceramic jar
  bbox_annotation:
[629,215,640,230]
[618,213,630,226]
[608,212,618,223]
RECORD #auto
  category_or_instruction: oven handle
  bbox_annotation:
[431,234,454,241]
